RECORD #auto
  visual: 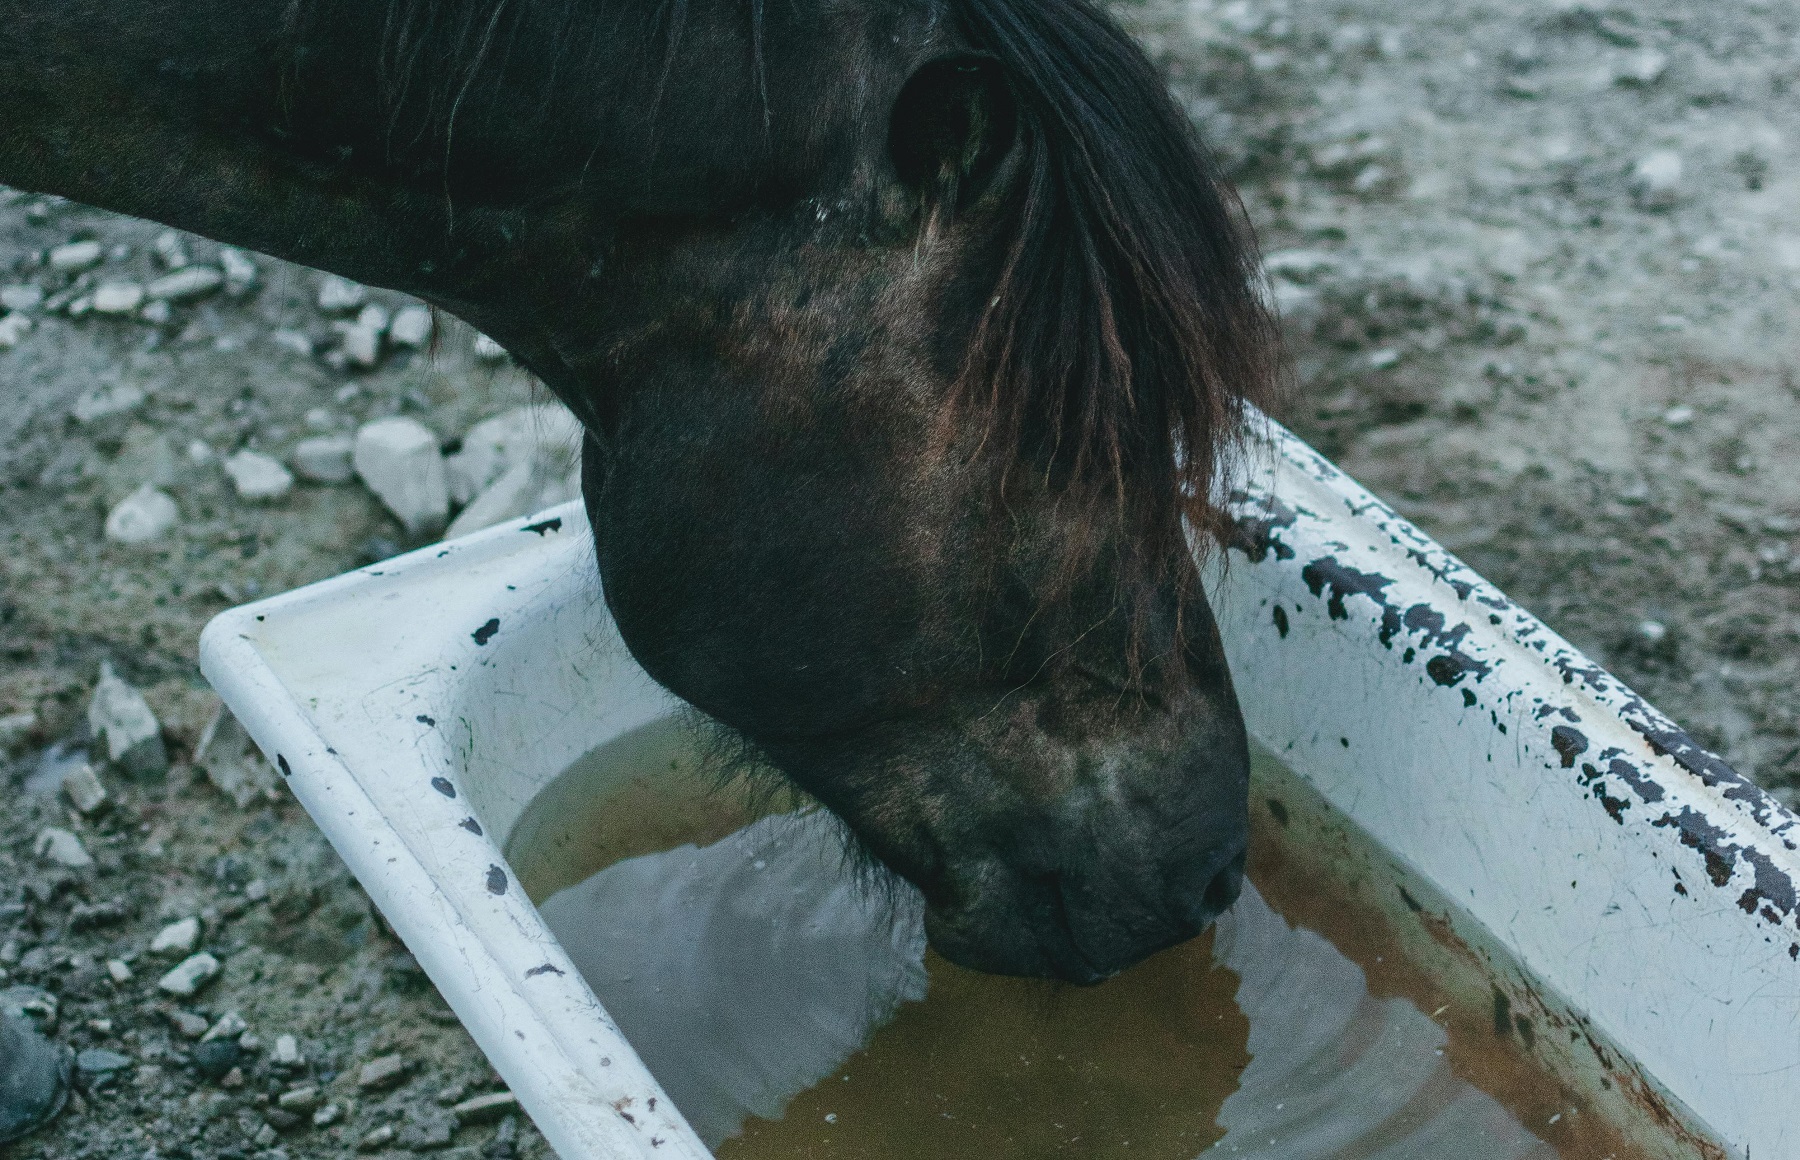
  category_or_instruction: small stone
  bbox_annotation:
[223,450,295,501]
[446,405,584,506]
[451,1092,517,1123]
[1637,619,1669,645]
[390,305,434,348]
[353,417,450,535]
[219,248,258,294]
[88,661,168,780]
[74,1048,132,1077]
[359,1124,396,1151]
[1661,404,1695,428]
[47,240,103,273]
[277,1085,320,1112]
[90,282,145,315]
[238,1032,261,1052]
[338,321,382,368]
[269,329,314,357]
[202,1011,246,1043]
[146,266,223,302]
[437,1081,469,1106]
[356,1053,409,1090]
[1630,150,1683,211]
[151,231,189,269]
[33,828,93,870]
[445,458,581,539]
[86,1019,112,1035]
[312,1103,342,1128]
[0,313,32,349]
[253,1123,279,1148]
[138,299,172,325]
[245,879,270,903]
[151,918,202,958]
[167,1010,209,1040]
[264,1107,302,1132]
[192,1037,241,1082]
[473,332,508,362]
[220,1066,245,1088]
[193,707,279,809]
[396,1103,458,1150]
[60,763,107,816]
[156,953,220,997]
[72,382,147,423]
[289,434,355,485]
[103,484,179,546]
[272,1034,302,1067]
[0,711,36,750]
[317,275,367,313]
[1615,48,1668,87]
[105,960,132,984]
[0,284,44,313]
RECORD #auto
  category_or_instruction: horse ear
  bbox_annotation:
[889,53,1017,208]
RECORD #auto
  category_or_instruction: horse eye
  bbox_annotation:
[888,53,1017,204]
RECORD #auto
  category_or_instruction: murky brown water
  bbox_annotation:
[509,716,1563,1159]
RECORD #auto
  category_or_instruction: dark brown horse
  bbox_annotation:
[0,0,1278,983]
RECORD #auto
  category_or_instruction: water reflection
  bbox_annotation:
[538,810,1552,1158]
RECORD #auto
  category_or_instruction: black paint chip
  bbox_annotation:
[431,777,457,798]
[276,755,292,778]
[416,714,436,727]
[486,865,508,895]
[473,618,500,646]
[524,962,565,978]
[523,517,563,536]
[459,817,483,836]
[1272,606,1289,638]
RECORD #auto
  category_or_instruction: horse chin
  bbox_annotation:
[922,901,1117,986]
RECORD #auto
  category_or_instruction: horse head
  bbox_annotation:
[1,0,1280,981]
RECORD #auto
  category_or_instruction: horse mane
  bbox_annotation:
[947,0,1281,586]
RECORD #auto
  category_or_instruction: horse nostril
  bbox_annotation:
[1197,850,1246,924]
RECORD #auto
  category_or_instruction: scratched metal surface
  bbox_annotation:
[1209,417,1800,1160]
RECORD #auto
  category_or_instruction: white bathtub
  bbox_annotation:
[200,420,1796,1159]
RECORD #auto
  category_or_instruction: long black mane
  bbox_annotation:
[949,0,1279,577]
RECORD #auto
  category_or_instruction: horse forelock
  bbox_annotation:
[946,0,1282,586]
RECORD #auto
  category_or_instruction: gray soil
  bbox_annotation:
[1,0,1795,1157]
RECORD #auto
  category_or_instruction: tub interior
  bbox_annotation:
[475,712,1646,1159]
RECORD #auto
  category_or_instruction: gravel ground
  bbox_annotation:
[1,0,1796,1157]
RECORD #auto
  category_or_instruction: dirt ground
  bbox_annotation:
[1,0,1795,1157]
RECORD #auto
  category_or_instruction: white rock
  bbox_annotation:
[65,294,94,319]
[91,282,145,315]
[202,1011,246,1043]
[446,405,585,505]
[290,434,356,484]
[187,439,215,465]
[316,275,367,313]
[270,329,314,357]
[223,450,294,501]
[356,303,390,335]
[146,266,223,302]
[88,660,169,779]
[0,710,37,749]
[106,959,132,984]
[193,706,280,809]
[446,457,582,539]
[273,1034,303,1066]
[473,332,508,362]
[1630,150,1683,211]
[338,321,382,368]
[157,953,220,997]
[34,826,94,869]
[0,284,44,312]
[61,762,108,815]
[1661,404,1696,428]
[389,305,434,348]
[0,313,32,349]
[218,248,258,293]
[139,299,172,325]
[73,382,147,423]
[151,231,189,269]
[1615,48,1668,87]
[103,483,179,545]
[150,917,202,957]
[353,417,450,534]
[48,240,103,272]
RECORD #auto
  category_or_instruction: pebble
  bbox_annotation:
[194,707,279,809]
[276,1085,320,1112]
[74,1047,132,1077]
[152,917,202,957]
[152,231,189,269]
[192,1037,241,1081]
[33,827,94,869]
[397,1103,458,1150]
[272,1034,303,1067]
[219,248,258,294]
[359,1124,396,1151]
[1637,619,1669,646]
[47,240,103,272]
[103,483,179,546]
[0,710,35,751]
[1630,150,1683,211]
[88,661,169,780]
[91,282,145,315]
[146,266,223,302]
[317,275,367,313]
[224,450,296,501]
[390,305,434,348]
[356,1053,409,1090]
[156,953,221,997]
[312,1103,343,1127]
[1615,48,1668,87]
[0,313,31,348]
[473,332,508,362]
[353,417,450,534]
[289,434,355,484]
[451,1091,518,1123]
[105,959,132,984]
[60,763,107,816]
[0,284,44,312]
[167,1010,210,1039]
[1661,404,1696,427]
[447,406,584,505]
[337,319,382,369]
[140,299,172,325]
[269,329,314,357]
[72,382,147,423]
